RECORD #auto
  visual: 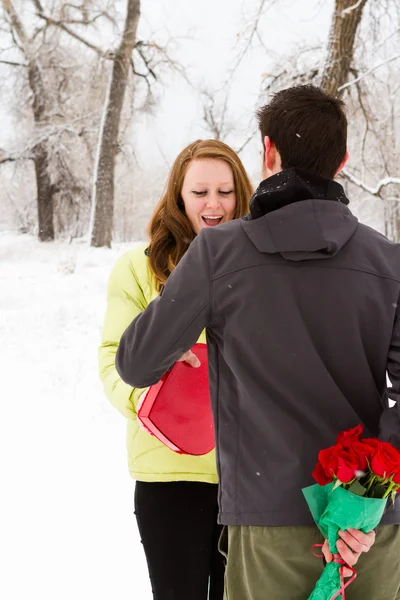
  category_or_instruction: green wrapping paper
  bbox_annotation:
[302,483,387,600]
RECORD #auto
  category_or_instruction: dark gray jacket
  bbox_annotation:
[116,169,400,527]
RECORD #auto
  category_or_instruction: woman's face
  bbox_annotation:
[180,159,236,234]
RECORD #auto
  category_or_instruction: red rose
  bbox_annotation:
[392,462,400,484]
[317,446,358,483]
[318,446,339,479]
[370,442,400,479]
[348,440,380,472]
[336,425,363,448]
[335,451,359,483]
[312,461,333,485]
[361,438,381,450]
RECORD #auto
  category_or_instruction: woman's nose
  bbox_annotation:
[205,193,221,209]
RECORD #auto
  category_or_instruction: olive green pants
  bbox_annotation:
[220,525,400,600]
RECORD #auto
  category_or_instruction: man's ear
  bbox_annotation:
[335,150,349,176]
[264,136,282,175]
[264,136,274,172]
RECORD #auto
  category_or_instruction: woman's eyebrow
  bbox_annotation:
[192,181,234,185]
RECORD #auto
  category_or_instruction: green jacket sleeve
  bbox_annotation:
[99,251,149,419]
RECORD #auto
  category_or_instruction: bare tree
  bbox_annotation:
[0,0,104,240]
[36,0,183,247]
[1,1,180,244]
[1,0,55,240]
[89,0,140,248]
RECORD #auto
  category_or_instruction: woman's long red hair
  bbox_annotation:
[148,139,253,291]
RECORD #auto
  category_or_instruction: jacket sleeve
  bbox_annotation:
[116,232,211,389]
[380,298,400,449]
[98,252,148,419]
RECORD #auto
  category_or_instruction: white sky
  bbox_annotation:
[133,0,332,178]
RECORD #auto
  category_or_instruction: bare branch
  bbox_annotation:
[373,27,400,55]
[2,0,30,46]
[0,154,33,164]
[350,69,371,164]
[59,2,118,28]
[235,129,258,155]
[130,57,152,92]
[338,54,400,91]
[31,0,44,12]
[342,168,400,196]
[35,10,113,59]
[155,140,170,170]
[135,41,157,80]
[0,58,27,67]
[230,0,269,74]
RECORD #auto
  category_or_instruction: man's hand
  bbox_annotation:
[322,529,376,577]
[177,350,201,368]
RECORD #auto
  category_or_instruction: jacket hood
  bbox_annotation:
[242,168,358,261]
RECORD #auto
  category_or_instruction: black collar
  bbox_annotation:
[245,168,349,220]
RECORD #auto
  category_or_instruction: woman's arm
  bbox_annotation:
[99,251,149,419]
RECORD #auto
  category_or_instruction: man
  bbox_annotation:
[116,86,400,599]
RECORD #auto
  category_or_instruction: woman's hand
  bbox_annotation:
[177,350,201,368]
[322,529,376,577]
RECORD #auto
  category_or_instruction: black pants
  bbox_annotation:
[134,481,224,600]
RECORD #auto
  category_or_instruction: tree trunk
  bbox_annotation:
[33,143,55,241]
[90,0,141,248]
[321,0,369,96]
[2,0,55,240]
[27,56,55,241]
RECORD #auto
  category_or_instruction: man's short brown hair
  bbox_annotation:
[256,85,347,179]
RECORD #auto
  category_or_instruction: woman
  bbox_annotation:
[99,139,253,600]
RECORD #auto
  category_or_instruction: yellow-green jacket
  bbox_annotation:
[99,243,218,483]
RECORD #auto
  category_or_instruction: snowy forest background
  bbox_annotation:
[0,1,399,599]
[1,0,399,244]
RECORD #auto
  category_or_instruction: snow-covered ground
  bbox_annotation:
[0,232,152,600]
[1,227,394,600]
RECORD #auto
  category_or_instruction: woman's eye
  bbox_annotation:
[219,190,233,195]
[192,191,207,196]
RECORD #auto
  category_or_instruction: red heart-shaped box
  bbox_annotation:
[137,343,215,455]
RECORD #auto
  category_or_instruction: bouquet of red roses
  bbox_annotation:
[302,425,400,600]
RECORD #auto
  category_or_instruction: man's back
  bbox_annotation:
[198,169,400,526]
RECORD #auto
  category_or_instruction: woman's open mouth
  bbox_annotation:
[202,216,223,227]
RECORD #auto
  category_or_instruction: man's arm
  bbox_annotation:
[98,252,148,419]
[116,232,211,388]
[380,295,400,449]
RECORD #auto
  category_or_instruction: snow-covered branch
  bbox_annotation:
[0,119,96,167]
[342,169,400,196]
[338,54,400,91]
[341,0,363,17]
